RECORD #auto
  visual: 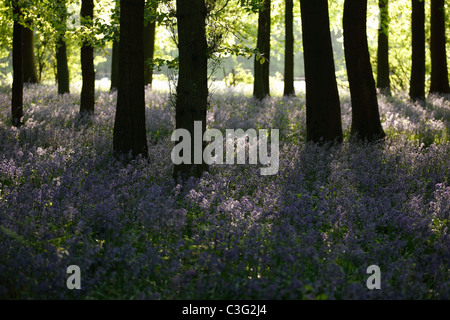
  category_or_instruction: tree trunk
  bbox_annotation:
[283,0,295,96]
[344,0,385,141]
[12,4,24,127]
[173,0,209,180]
[56,37,70,94]
[377,0,390,95]
[110,40,119,92]
[80,0,95,114]
[410,0,425,101]
[110,0,120,92]
[253,0,271,100]
[430,0,450,94]
[113,0,148,159]
[300,0,343,143]
[143,18,156,87]
[22,22,38,84]
[55,0,70,94]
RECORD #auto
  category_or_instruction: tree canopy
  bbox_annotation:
[0,0,447,95]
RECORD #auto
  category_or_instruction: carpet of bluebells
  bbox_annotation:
[0,84,449,299]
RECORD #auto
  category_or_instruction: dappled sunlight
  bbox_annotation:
[0,85,449,299]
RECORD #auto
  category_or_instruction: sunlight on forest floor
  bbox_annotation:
[0,84,449,299]
[70,78,308,97]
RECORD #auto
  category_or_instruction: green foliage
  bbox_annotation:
[0,0,448,90]
[239,0,264,13]
[223,63,254,85]
[149,56,179,71]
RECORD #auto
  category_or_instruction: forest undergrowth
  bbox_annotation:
[0,84,449,299]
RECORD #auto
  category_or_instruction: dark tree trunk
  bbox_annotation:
[110,0,120,92]
[430,0,450,94]
[410,0,425,101]
[56,37,70,94]
[377,0,390,95]
[55,0,70,94]
[283,0,295,96]
[22,22,38,84]
[113,0,148,159]
[300,0,343,143]
[253,0,271,100]
[80,0,95,114]
[344,0,385,141]
[12,4,24,127]
[143,18,156,87]
[173,0,209,180]
[110,40,119,92]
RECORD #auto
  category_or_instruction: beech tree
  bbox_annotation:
[144,0,156,87]
[80,0,95,114]
[11,1,23,127]
[253,0,270,100]
[22,20,38,84]
[343,0,385,141]
[300,0,343,143]
[173,0,209,179]
[55,0,70,94]
[283,0,294,96]
[110,0,120,92]
[111,0,157,91]
[56,38,70,94]
[113,0,148,158]
[409,0,425,101]
[377,0,390,95]
[110,40,119,92]
[430,0,450,94]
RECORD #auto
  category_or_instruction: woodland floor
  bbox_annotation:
[0,84,449,299]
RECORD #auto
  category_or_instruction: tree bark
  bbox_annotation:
[110,0,120,92]
[410,0,425,101]
[430,0,450,94]
[80,0,95,114]
[55,0,70,94]
[301,0,343,143]
[22,21,38,84]
[110,40,119,92]
[12,4,24,127]
[113,0,148,159]
[253,0,271,100]
[377,0,390,95]
[283,0,295,96]
[173,0,209,179]
[56,37,70,94]
[143,18,156,87]
[344,0,385,141]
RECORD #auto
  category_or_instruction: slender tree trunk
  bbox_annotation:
[174,0,209,179]
[143,18,156,87]
[12,4,24,127]
[56,37,70,94]
[377,0,390,95]
[344,0,385,141]
[22,21,38,84]
[55,0,70,94]
[430,0,450,94]
[301,0,343,143]
[110,0,120,92]
[410,0,425,101]
[253,0,271,100]
[80,0,95,114]
[113,0,148,158]
[110,40,119,92]
[283,0,295,96]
